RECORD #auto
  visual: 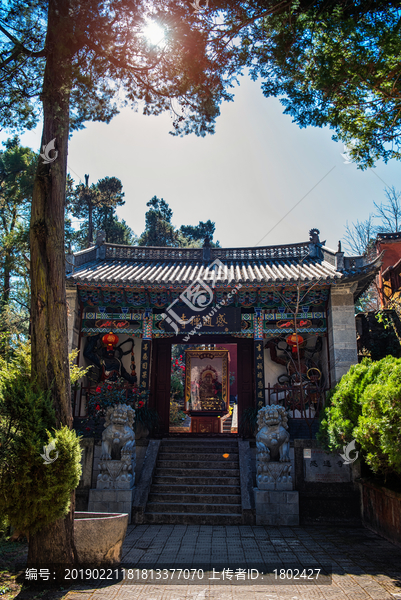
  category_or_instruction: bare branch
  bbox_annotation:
[374,187,401,233]
[343,215,375,256]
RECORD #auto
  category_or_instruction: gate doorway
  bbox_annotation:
[149,336,254,435]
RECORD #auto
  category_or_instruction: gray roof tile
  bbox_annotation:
[67,242,381,291]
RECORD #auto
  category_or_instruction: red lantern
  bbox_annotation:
[286,333,304,353]
[102,331,119,351]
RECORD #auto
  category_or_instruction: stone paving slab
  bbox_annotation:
[65,525,401,600]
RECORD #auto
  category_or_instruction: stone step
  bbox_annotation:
[146,502,242,515]
[162,437,238,441]
[150,483,241,495]
[143,512,243,525]
[160,444,239,452]
[144,438,243,526]
[159,445,239,451]
[153,475,241,486]
[162,438,238,443]
[148,492,242,504]
[156,459,239,469]
[154,468,240,478]
[158,452,239,462]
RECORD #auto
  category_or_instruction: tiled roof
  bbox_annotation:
[66,241,381,290]
[376,232,401,241]
[69,256,338,285]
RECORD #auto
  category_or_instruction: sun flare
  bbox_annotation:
[143,21,165,46]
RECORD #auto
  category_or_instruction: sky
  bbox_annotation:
[3,75,401,255]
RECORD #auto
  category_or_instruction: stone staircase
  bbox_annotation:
[143,439,243,524]
[222,414,232,432]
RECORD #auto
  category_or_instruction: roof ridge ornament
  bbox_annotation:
[308,228,325,259]
[336,240,344,272]
[203,235,211,262]
[95,230,106,246]
[309,228,320,244]
[95,230,107,260]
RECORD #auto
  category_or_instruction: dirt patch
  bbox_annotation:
[0,539,69,600]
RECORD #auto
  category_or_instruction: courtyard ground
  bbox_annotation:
[3,524,401,600]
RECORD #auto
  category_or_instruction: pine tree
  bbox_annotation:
[67,176,135,249]
[0,137,36,352]
[0,0,224,566]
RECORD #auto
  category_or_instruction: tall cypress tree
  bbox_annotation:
[0,0,225,565]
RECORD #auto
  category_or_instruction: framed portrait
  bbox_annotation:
[184,349,229,413]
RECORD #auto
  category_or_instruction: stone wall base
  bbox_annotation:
[88,489,134,524]
[254,489,299,526]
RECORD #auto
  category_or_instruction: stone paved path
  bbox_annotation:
[66,525,401,600]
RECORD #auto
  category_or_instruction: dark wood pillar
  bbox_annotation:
[149,339,172,435]
[254,309,265,408]
[140,339,151,392]
[237,338,254,428]
[254,340,265,408]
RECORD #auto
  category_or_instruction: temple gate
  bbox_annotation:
[66,229,380,437]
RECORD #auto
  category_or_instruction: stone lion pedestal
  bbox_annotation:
[88,404,136,524]
[254,405,299,526]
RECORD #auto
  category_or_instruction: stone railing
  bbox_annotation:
[74,247,97,267]
[211,243,310,261]
[105,245,204,261]
[68,241,315,270]
[343,256,367,270]
[102,242,311,262]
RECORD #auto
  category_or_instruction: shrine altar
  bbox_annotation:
[184,349,230,433]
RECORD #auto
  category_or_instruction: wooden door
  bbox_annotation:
[149,339,171,434]
[237,338,254,430]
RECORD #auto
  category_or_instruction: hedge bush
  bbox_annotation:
[0,344,82,534]
[318,356,401,478]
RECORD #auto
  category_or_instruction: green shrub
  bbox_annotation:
[80,382,157,437]
[0,514,10,540]
[169,401,185,424]
[134,405,159,434]
[171,372,184,401]
[69,348,91,385]
[318,356,401,478]
[0,344,82,534]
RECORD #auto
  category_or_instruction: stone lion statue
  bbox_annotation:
[100,403,135,460]
[256,405,290,464]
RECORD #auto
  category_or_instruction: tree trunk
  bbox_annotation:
[27,493,77,573]
[88,199,93,247]
[1,254,11,308]
[28,0,76,567]
[1,216,12,309]
[0,252,11,355]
